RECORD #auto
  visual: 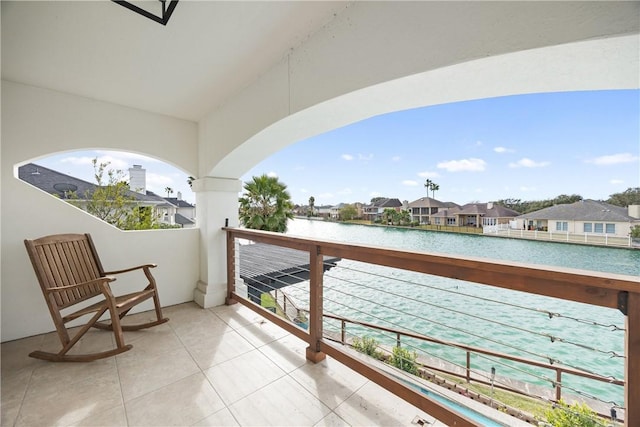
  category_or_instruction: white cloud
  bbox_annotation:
[341,154,354,161]
[437,158,486,172]
[266,171,278,178]
[417,171,440,178]
[494,146,515,153]
[508,158,550,168]
[358,153,374,161]
[391,156,401,162]
[146,172,174,188]
[318,192,334,200]
[337,188,353,195]
[519,186,537,192]
[402,180,418,186]
[610,179,624,184]
[369,191,381,198]
[586,152,639,165]
[475,141,483,146]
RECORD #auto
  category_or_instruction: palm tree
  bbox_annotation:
[239,174,294,232]
[431,183,440,205]
[423,180,440,224]
[308,196,315,217]
[165,187,173,198]
[382,208,397,225]
[424,179,433,224]
[399,209,411,226]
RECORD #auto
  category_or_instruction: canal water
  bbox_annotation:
[285,219,640,407]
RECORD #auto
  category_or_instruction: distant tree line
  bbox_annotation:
[495,187,640,214]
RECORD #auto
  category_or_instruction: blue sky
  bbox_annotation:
[243,90,639,206]
[34,90,638,207]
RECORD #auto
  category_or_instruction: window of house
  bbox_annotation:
[556,221,568,231]
[605,223,615,234]
[583,223,592,233]
[594,223,604,233]
[447,218,456,225]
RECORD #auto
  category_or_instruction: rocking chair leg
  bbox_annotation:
[29,345,132,362]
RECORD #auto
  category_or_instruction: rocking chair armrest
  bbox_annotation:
[44,276,116,293]
[103,264,157,275]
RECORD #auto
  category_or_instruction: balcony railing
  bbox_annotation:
[224,227,639,427]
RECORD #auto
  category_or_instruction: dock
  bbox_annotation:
[238,242,341,303]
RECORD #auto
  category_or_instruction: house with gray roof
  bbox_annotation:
[515,199,640,237]
[18,163,195,228]
[362,198,404,222]
[407,197,459,225]
[431,202,520,227]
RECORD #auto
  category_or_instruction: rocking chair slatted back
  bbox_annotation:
[27,234,104,309]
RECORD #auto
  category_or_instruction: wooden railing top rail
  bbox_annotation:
[225,227,640,310]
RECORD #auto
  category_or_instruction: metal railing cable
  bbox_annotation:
[336,261,626,332]
[317,267,625,386]
[318,280,624,408]
[237,244,625,395]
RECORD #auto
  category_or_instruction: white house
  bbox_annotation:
[516,199,640,238]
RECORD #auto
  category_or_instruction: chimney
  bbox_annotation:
[128,165,146,194]
[629,205,640,219]
[177,191,182,201]
[487,202,494,210]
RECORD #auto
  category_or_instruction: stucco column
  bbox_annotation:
[191,177,242,308]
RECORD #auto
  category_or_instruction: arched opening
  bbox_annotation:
[15,150,197,229]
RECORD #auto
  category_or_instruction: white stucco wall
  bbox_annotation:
[1,81,200,341]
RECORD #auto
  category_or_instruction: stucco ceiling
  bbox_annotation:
[1,1,348,122]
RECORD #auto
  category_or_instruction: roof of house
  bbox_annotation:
[18,163,164,204]
[164,197,195,208]
[458,203,520,217]
[370,198,403,208]
[174,213,195,225]
[432,203,520,218]
[407,197,452,208]
[517,199,636,222]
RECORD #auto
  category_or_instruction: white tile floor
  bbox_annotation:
[1,302,445,427]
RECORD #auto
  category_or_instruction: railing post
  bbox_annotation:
[397,333,401,348]
[625,292,640,427]
[225,231,237,305]
[341,320,346,345]
[555,369,562,402]
[306,245,326,363]
[466,351,471,383]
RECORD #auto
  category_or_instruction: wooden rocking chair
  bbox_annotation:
[24,233,169,362]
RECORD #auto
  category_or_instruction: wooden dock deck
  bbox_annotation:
[238,242,341,303]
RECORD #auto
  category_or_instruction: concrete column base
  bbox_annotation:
[193,280,225,308]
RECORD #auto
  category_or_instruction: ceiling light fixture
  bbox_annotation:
[112,0,179,26]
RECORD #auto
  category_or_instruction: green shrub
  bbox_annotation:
[390,346,418,375]
[630,225,640,238]
[352,336,381,358]
[543,400,599,427]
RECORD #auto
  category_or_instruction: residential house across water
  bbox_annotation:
[515,199,640,238]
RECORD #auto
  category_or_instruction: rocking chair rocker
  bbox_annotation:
[24,233,169,362]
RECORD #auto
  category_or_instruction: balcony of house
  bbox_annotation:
[3,229,638,427]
